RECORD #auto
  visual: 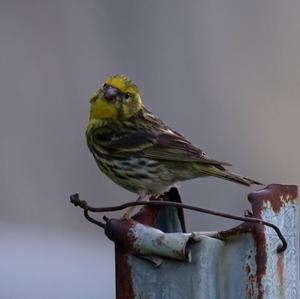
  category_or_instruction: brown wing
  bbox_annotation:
[141,131,231,166]
[105,129,231,166]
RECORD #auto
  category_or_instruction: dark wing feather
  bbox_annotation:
[105,130,231,166]
[141,132,231,166]
[97,106,231,166]
[107,131,157,152]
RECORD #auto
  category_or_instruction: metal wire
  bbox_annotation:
[70,193,287,252]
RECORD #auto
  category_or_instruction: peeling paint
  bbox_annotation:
[112,185,298,299]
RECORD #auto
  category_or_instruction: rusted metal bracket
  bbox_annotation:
[70,187,287,253]
[70,184,299,299]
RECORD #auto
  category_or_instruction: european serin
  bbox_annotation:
[86,75,262,215]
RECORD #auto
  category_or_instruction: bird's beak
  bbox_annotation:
[104,86,118,101]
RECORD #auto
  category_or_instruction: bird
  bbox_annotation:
[86,74,262,217]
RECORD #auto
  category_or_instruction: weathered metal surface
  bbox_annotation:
[105,218,192,261]
[114,185,299,299]
[114,198,186,299]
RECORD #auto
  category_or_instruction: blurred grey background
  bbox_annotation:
[1,0,299,298]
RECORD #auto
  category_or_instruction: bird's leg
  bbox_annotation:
[149,193,160,201]
[122,194,144,219]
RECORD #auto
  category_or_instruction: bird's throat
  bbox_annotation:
[90,99,118,120]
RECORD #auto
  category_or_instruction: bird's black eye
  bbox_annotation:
[124,93,130,99]
[103,83,108,89]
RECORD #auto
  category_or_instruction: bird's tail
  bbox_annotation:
[213,170,263,186]
[196,164,263,186]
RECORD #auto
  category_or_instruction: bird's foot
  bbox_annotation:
[244,209,253,217]
[149,193,161,201]
[121,195,144,219]
[121,205,137,219]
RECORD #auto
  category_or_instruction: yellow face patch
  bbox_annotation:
[90,96,118,120]
[89,75,143,121]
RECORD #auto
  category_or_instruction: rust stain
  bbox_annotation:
[250,184,297,214]
[252,224,266,299]
[246,184,296,298]
[113,187,187,299]
[105,218,136,252]
[245,257,256,299]
[219,223,253,238]
[247,286,253,299]
[247,186,270,299]
[245,264,253,298]
[112,184,296,298]
[210,217,267,299]
[132,187,187,232]
[277,252,285,298]
[132,205,160,226]
[245,264,251,274]
[115,247,135,299]
[220,185,297,299]
[246,276,255,299]
[246,273,255,299]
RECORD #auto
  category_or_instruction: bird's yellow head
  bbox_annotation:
[89,74,142,121]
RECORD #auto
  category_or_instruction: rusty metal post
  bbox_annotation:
[110,185,298,299]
